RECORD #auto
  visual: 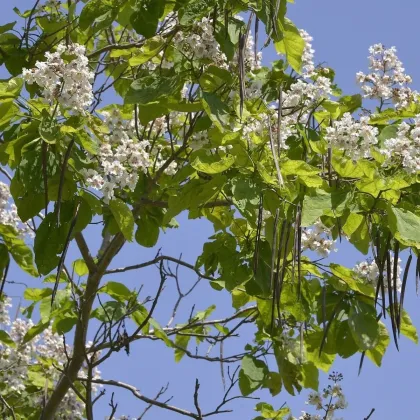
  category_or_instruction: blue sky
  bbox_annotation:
[2,1,420,419]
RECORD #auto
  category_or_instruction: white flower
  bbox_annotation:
[22,43,94,114]
[325,113,378,160]
[353,257,402,292]
[301,221,336,257]
[380,117,420,173]
[357,43,418,109]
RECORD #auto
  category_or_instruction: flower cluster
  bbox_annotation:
[325,112,379,160]
[83,109,177,202]
[380,118,420,173]
[288,373,347,420]
[300,29,316,77]
[353,257,402,292]
[356,43,417,109]
[0,299,100,418]
[174,17,228,69]
[301,220,336,258]
[0,181,32,236]
[23,43,94,114]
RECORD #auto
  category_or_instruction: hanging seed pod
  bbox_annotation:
[398,254,412,335]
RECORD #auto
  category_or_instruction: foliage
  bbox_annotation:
[0,0,418,418]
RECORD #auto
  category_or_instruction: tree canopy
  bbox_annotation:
[0,0,419,419]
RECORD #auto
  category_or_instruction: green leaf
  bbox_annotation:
[300,363,319,390]
[79,0,115,31]
[34,213,65,275]
[239,356,268,396]
[191,150,235,174]
[125,75,182,105]
[0,22,16,35]
[281,160,319,176]
[109,199,134,241]
[274,18,304,73]
[72,259,89,277]
[24,288,52,302]
[0,330,15,348]
[0,243,9,279]
[23,321,50,344]
[400,310,418,344]
[365,321,390,366]
[388,206,420,248]
[301,190,331,226]
[101,281,132,302]
[91,301,126,322]
[130,0,165,38]
[135,216,160,248]
[201,92,231,131]
[179,0,215,25]
[348,310,380,351]
[330,264,375,297]
[0,225,38,276]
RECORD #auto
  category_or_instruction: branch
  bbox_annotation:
[75,233,97,274]
[80,377,200,419]
[43,233,126,419]
[138,198,232,209]
[104,255,215,280]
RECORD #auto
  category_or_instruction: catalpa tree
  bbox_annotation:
[0,0,418,419]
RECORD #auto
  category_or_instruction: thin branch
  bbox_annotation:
[105,255,215,280]
[81,378,200,419]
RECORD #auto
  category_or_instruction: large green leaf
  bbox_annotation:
[201,92,231,131]
[348,309,380,351]
[274,18,305,73]
[191,150,235,174]
[125,75,183,105]
[388,206,420,248]
[130,0,165,38]
[239,355,268,396]
[109,199,134,241]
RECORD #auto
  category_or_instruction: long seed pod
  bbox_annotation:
[268,115,284,188]
[270,209,280,333]
[254,17,259,64]
[279,222,291,299]
[392,241,400,328]
[55,137,75,224]
[277,86,283,156]
[42,142,49,216]
[416,256,420,296]
[52,201,81,306]
[238,31,246,119]
[253,194,264,275]
[0,260,10,301]
[398,254,412,335]
[297,207,302,299]
[386,251,399,350]
[358,351,366,376]
[273,219,287,326]
[319,293,345,357]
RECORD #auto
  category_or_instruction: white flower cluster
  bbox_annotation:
[301,221,336,258]
[325,112,379,160]
[0,300,101,418]
[83,110,177,202]
[300,30,316,77]
[23,43,94,114]
[174,17,228,69]
[288,373,347,420]
[0,296,11,325]
[356,44,417,109]
[353,257,402,292]
[380,118,420,173]
[0,181,32,236]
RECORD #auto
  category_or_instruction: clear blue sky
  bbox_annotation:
[2,1,420,419]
